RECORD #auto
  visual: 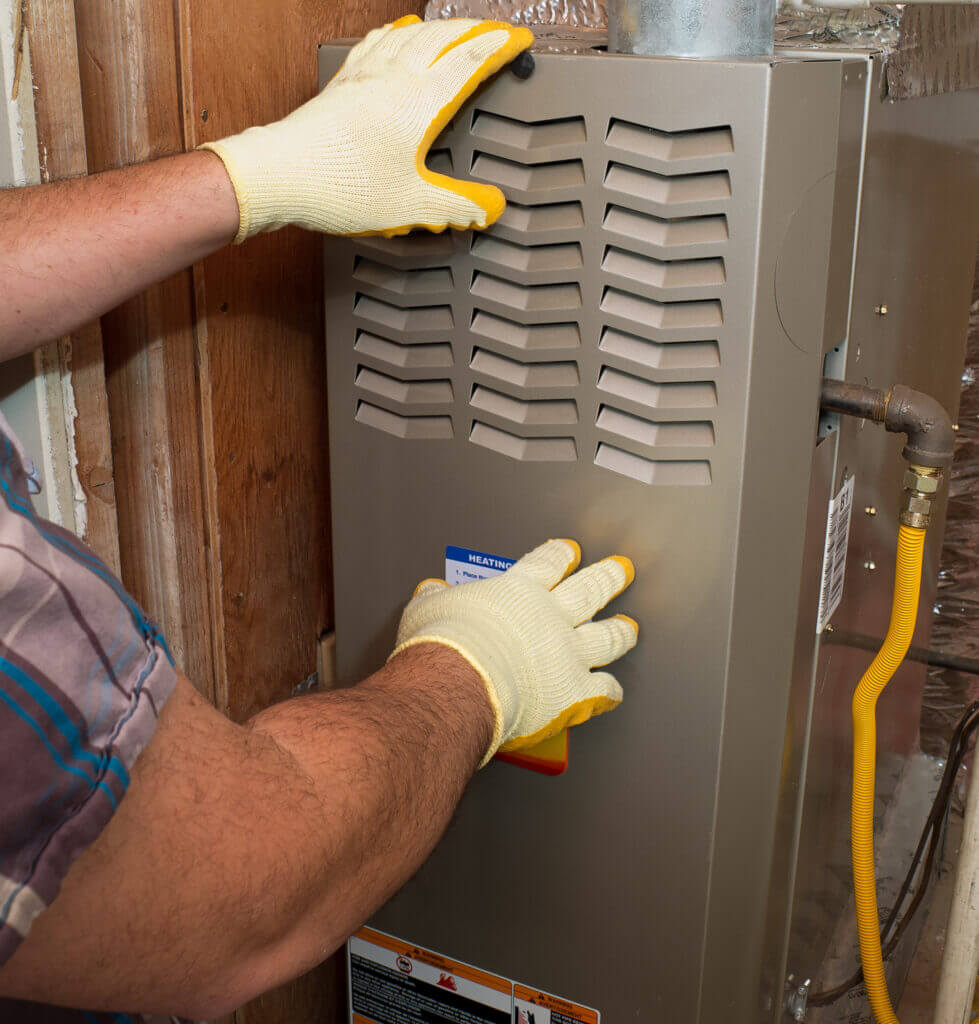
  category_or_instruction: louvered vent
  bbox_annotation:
[595,118,731,485]
[468,111,587,462]
[350,239,457,441]
[346,109,731,485]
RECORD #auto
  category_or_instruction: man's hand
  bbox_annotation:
[394,539,639,763]
[201,16,534,242]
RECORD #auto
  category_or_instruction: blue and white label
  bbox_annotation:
[445,545,515,586]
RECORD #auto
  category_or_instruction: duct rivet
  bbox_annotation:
[864,560,877,572]
[864,505,877,516]
[874,304,888,316]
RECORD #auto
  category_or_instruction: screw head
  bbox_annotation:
[874,304,888,316]
[864,505,878,516]
[864,560,877,571]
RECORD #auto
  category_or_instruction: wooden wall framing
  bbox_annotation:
[22,1,422,1019]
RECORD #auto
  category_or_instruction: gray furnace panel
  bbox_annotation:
[320,42,977,1024]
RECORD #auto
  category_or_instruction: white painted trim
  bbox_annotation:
[0,0,83,533]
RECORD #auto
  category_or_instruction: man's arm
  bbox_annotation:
[0,537,635,1017]
[0,645,492,1019]
[0,17,534,363]
[0,151,239,362]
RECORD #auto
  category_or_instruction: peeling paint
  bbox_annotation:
[0,0,27,186]
[30,348,63,525]
[58,342,87,538]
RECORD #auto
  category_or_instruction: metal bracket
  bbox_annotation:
[785,975,811,1021]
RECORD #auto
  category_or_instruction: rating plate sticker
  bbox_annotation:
[817,474,855,633]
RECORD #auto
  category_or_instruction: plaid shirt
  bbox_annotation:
[0,411,178,1023]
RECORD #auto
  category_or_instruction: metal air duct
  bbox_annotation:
[608,0,777,56]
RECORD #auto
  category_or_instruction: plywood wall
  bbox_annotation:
[24,1,424,1020]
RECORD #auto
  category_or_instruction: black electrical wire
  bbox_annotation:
[808,700,979,1006]
[826,629,979,679]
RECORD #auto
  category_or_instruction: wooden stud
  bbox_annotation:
[73,0,217,698]
[22,0,122,574]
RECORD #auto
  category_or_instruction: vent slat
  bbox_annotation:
[356,402,453,440]
[353,233,455,269]
[471,421,577,462]
[601,287,722,331]
[598,367,717,409]
[353,258,453,300]
[602,247,725,291]
[471,348,580,389]
[472,311,581,352]
[354,294,454,337]
[355,366,453,406]
[597,405,714,448]
[472,111,587,150]
[604,205,728,253]
[472,273,582,316]
[605,163,731,206]
[472,235,583,275]
[595,442,711,486]
[606,119,733,163]
[495,201,585,236]
[599,327,719,372]
[354,331,454,370]
[472,152,585,194]
[472,385,578,426]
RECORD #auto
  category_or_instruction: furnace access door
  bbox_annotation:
[321,41,974,1023]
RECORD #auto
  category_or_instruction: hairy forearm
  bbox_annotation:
[0,151,239,361]
[0,645,492,1017]
[241,644,493,997]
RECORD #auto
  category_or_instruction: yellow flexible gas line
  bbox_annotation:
[851,523,926,1024]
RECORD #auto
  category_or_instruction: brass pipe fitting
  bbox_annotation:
[901,464,943,529]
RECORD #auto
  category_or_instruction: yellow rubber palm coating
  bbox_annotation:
[408,21,535,237]
[609,555,636,588]
[614,613,639,636]
[552,538,582,581]
[499,692,621,753]
[851,524,926,1024]
[201,17,534,243]
[413,577,450,596]
[393,538,638,765]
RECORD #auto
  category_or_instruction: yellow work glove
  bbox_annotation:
[200,15,534,243]
[392,539,638,766]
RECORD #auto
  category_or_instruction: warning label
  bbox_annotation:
[513,984,599,1024]
[350,928,512,1024]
